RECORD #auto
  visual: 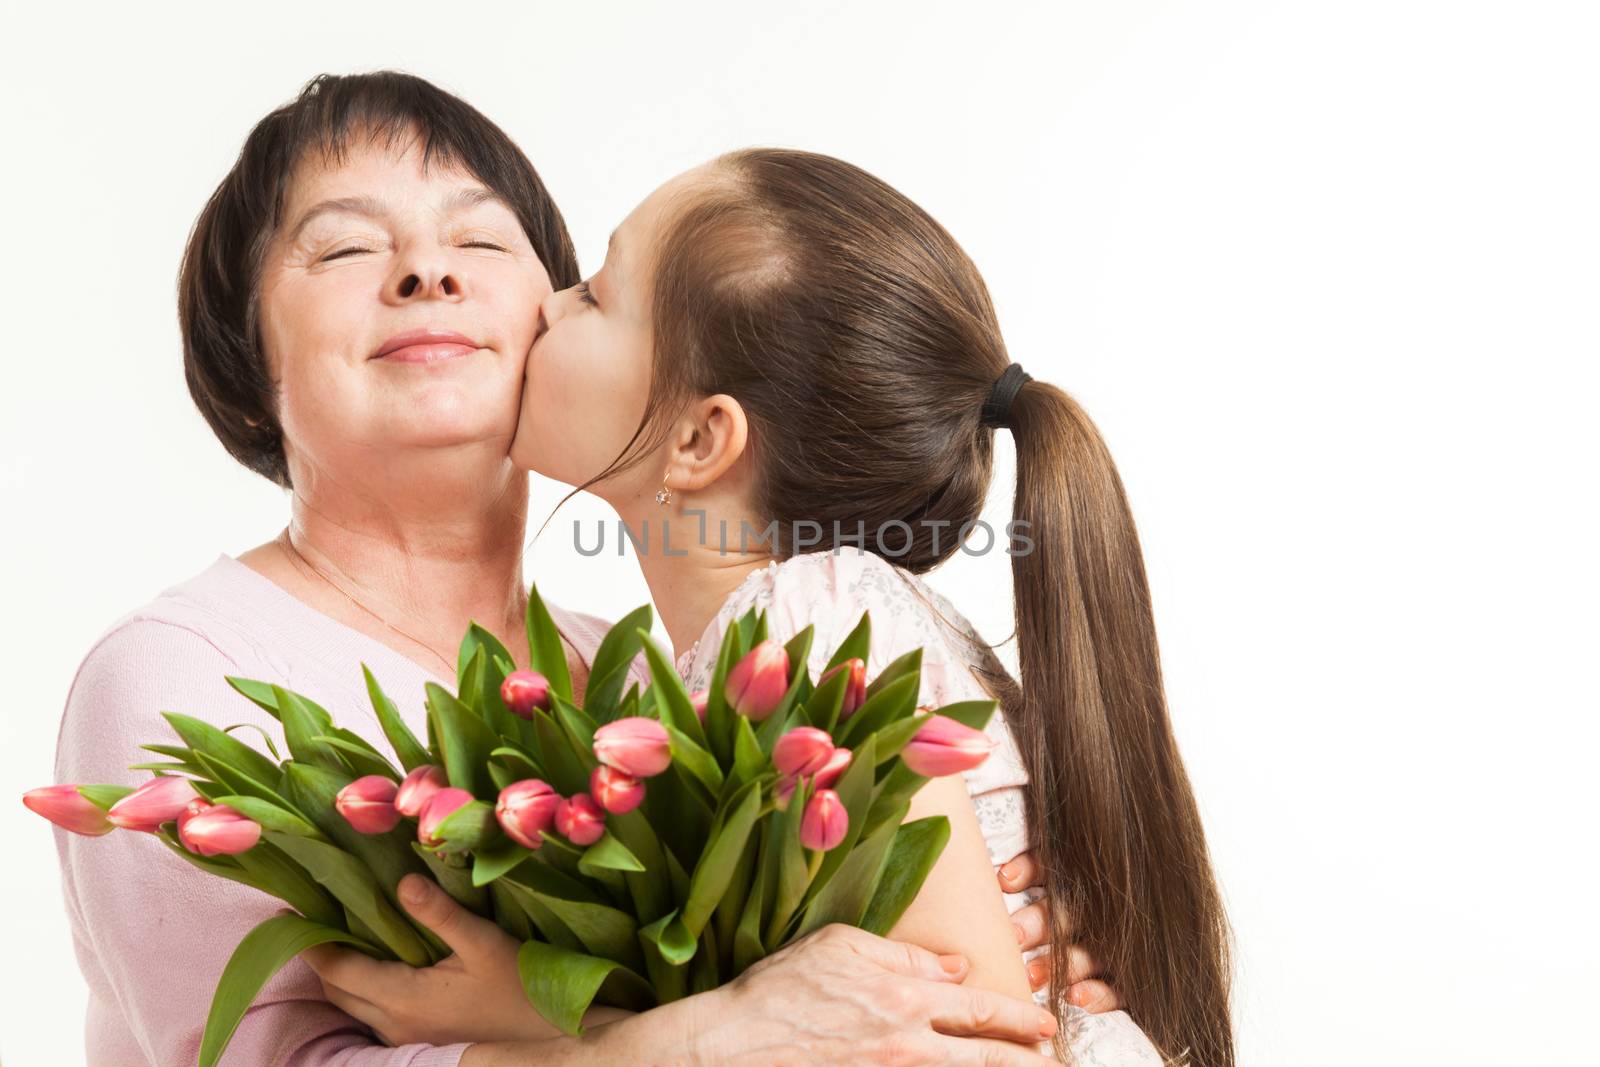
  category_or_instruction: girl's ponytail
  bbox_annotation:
[1006,378,1233,1066]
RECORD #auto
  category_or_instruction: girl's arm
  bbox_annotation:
[889,774,1034,1003]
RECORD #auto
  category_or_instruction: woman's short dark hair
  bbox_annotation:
[178,71,580,487]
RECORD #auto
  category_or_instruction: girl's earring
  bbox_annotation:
[655,476,674,506]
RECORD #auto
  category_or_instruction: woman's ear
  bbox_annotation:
[667,394,749,493]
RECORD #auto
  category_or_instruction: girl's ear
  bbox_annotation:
[667,393,749,493]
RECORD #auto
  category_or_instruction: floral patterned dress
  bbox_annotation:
[674,549,1165,1064]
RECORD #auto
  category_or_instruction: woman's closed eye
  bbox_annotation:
[576,280,598,307]
[320,239,509,262]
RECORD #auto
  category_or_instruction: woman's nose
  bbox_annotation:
[384,247,465,305]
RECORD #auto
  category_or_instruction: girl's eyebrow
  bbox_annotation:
[287,187,508,243]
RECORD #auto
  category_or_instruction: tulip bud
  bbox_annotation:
[417,787,475,848]
[495,778,560,849]
[394,764,449,818]
[813,746,853,790]
[177,797,211,835]
[772,727,834,778]
[592,717,671,778]
[820,658,867,719]
[689,690,709,723]
[500,669,552,720]
[22,785,114,837]
[724,640,790,720]
[800,788,848,851]
[554,793,605,846]
[335,775,403,834]
[179,804,261,856]
[589,764,645,815]
[901,715,996,777]
[107,776,199,832]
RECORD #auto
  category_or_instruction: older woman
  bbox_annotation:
[51,72,1113,1065]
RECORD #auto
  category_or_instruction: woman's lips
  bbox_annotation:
[372,329,481,364]
[375,342,477,364]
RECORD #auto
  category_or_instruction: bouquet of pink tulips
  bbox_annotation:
[25,590,997,1067]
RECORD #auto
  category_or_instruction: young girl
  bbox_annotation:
[508,150,1233,1064]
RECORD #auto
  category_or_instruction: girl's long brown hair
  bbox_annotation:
[585,149,1232,1064]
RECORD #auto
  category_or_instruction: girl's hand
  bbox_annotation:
[999,850,1122,1013]
[302,874,628,1046]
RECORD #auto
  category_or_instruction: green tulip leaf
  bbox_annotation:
[264,831,434,966]
[199,914,380,1067]
[162,712,281,784]
[585,604,654,722]
[426,682,496,797]
[795,802,906,938]
[579,833,647,876]
[860,815,952,936]
[362,664,433,772]
[525,585,574,705]
[517,939,655,1036]
[637,629,709,750]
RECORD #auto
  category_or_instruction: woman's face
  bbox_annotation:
[257,134,553,487]
[510,167,706,504]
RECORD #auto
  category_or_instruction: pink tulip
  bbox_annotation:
[177,797,212,835]
[593,717,671,778]
[813,746,853,790]
[336,775,402,834]
[901,715,996,777]
[554,793,605,846]
[590,764,646,815]
[774,774,799,810]
[724,640,790,720]
[820,658,867,719]
[773,727,834,778]
[496,779,560,849]
[800,788,848,851]
[394,764,449,818]
[500,670,552,720]
[22,785,114,837]
[179,804,261,856]
[107,776,199,832]
[689,690,709,723]
[417,787,475,848]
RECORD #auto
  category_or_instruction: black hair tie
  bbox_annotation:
[979,363,1033,429]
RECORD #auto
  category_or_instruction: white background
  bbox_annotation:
[2,2,1596,1064]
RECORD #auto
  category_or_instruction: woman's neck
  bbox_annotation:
[241,456,532,676]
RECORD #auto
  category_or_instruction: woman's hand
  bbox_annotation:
[307,874,1059,1065]
[999,850,1121,1012]
[682,923,1059,1066]
[303,874,622,1046]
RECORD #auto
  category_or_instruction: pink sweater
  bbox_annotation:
[52,554,622,1067]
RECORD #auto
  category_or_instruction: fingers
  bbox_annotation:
[318,975,388,1033]
[397,874,501,963]
[926,982,1058,1045]
[1010,901,1049,952]
[926,1034,1058,1066]
[996,852,1041,894]
[821,923,971,984]
[1060,945,1101,987]
[1066,979,1121,1014]
[301,943,402,999]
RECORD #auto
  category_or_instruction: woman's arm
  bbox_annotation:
[54,620,470,1066]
